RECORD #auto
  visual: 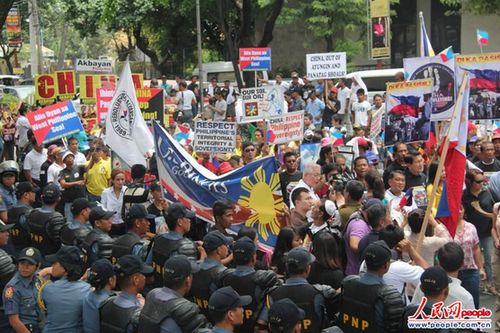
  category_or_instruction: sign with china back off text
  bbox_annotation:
[27,100,84,145]
[239,48,271,71]
[35,71,77,106]
[268,111,304,145]
[306,52,346,80]
[193,121,237,153]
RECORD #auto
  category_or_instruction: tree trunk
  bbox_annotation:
[57,22,68,70]
[258,0,285,46]
[5,54,14,75]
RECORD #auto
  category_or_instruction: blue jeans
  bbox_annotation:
[86,191,101,203]
[479,236,493,283]
[458,269,480,309]
[64,202,74,224]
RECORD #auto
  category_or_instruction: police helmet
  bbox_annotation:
[0,160,19,178]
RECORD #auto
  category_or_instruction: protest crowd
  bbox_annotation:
[0,62,499,333]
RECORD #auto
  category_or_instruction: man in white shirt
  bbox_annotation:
[208,89,227,121]
[337,78,351,134]
[274,74,290,94]
[23,139,47,187]
[411,242,476,310]
[351,88,372,127]
[289,163,321,222]
[15,105,31,150]
[176,81,196,124]
[68,137,87,166]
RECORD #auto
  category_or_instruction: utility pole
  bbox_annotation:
[196,0,203,113]
[28,0,42,76]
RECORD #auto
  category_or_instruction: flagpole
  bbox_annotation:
[415,73,469,253]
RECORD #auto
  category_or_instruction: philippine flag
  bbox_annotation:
[389,95,421,118]
[436,76,469,238]
[399,188,413,209]
[477,30,489,45]
[419,12,435,57]
[439,46,454,62]
[462,68,498,92]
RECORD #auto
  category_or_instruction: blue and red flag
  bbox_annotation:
[436,77,469,238]
[477,30,489,45]
[461,68,498,92]
[399,188,413,209]
[439,46,454,62]
[389,95,421,117]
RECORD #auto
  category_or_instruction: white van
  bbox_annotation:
[192,61,268,88]
[346,68,403,102]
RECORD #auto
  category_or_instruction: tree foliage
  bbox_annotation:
[440,0,500,16]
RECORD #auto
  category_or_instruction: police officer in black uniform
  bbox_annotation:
[149,203,200,287]
[8,182,36,252]
[261,247,338,333]
[190,230,232,316]
[219,237,278,333]
[111,204,154,264]
[139,255,211,333]
[27,184,67,257]
[82,206,115,265]
[60,198,95,248]
[338,241,405,333]
[268,298,305,333]
[0,221,19,332]
[120,164,150,236]
[208,286,252,333]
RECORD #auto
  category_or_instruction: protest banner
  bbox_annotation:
[306,52,346,80]
[369,0,390,60]
[34,71,77,106]
[154,122,285,249]
[384,79,433,147]
[300,143,321,171]
[75,58,113,73]
[26,100,83,145]
[455,52,500,120]
[193,121,237,153]
[96,88,115,122]
[137,88,164,125]
[268,111,304,145]
[80,104,98,133]
[370,106,384,140]
[238,85,285,122]
[164,96,178,125]
[404,55,455,120]
[79,74,117,105]
[239,48,272,71]
[6,7,21,47]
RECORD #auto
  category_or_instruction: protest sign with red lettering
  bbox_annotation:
[34,71,77,106]
[136,88,164,124]
[268,111,304,144]
[96,88,115,122]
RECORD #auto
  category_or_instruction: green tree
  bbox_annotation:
[440,0,500,15]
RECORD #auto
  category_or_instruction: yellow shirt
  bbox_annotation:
[85,159,111,196]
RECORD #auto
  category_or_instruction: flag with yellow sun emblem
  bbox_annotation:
[153,122,286,249]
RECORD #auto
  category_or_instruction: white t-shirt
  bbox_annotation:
[101,186,127,225]
[23,149,48,181]
[176,90,196,111]
[212,99,227,121]
[352,101,371,126]
[73,151,87,166]
[47,163,65,187]
[411,276,475,310]
[15,116,31,148]
[338,87,351,115]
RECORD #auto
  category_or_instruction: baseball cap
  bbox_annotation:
[46,246,84,272]
[62,150,75,161]
[115,255,153,278]
[163,255,200,281]
[42,184,61,201]
[88,259,115,285]
[89,206,115,225]
[128,204,155,220]
[71,198,97,216]
[167,203,195,221]
[218,162,234,175]
[233,236,257,262]
[203,231,233,252]
[357,137,369,146]
[208,286,252,312]
[330,87,338,94]
[420,266,451,295]
[286,247,315,272]
[468,135,478,143]
[17,247,42,265]
[268,298,305,330]
[50,146,63,157]
[16,181,38,195]
[0,220,13,232]
[363,240,392,267]
[353,123,363,131]
[492,132,500,141]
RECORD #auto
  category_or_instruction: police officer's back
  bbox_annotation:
[149,203,200,287]
[338,241,404,333]
[38,246,91,333]
[267,298,305,333]
[208,286,252,333]
[111,204,154,264]
[220,237,278,333]
[82,206,115,265]
[190,231,232,316]
[139,255,210,333]
[60,198,95,248]
[27,184,67,256]
[120,165,150,236]
[261,247,337,333]
[99,255,153,333]
[8,182,36,252]
[0,221,17,331]
[3,247,43,333]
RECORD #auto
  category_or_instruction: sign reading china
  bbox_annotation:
[76,58,113,73]
[239,48,271,71]
[137,88,164,125]
[35,71,77,106]
[306,52,346,80]
[268,111,304,145]
[27,100,84,145]
[79,74,117,105]
[193,121,237,153]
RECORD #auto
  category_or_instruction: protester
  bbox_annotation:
[101,168,127,232]
[59,150,86,222]
[85,146,111,202]
[271,227,303,276]
[279,152,302,207]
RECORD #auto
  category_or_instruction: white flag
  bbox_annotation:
[104,62,154,167]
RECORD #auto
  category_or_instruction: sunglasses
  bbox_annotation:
[244,148,255,152]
